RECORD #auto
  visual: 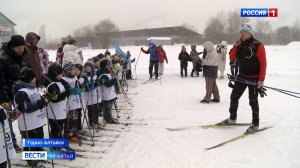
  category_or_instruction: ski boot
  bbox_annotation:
[245,124,259,134]
[218,118,236,125]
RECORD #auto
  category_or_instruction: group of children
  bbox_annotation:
[0,50,129,167]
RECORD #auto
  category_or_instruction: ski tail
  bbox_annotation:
[200,123,252,129]
[166,123,251,131]
[205,126,273,150]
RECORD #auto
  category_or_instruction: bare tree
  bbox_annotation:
[203,11,226,43]
[45,35,60,50]
[254,20,273,44]
[73,25,94,37]
[276,26,292,45]
[94,19,119,48]
[291,18,300,41]
[38,25,47,47]
[226,11,249,43]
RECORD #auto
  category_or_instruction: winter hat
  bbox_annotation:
[92,56,100,63]
[9,35,25,48]
[240,24,253,34]
[84,61,95,72]
[221,41,228,48]
[68,38,77,45]
[191,45,196,50]
[97,53,104,60]
[63,62,76,73]
[75,63,83,72]
[48,62,64,77]
[100,60,112,71]
[105,50,111,56]
[20,67,35,83]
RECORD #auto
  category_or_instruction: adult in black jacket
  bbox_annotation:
[178,46,190,77]
[0,35,30,105]
[0,35,29,152]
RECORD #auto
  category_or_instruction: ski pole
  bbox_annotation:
[1,120,11,168]
[44,105,54,168]
[134,50,142,79]
[113,101,120,118]
[77,82,95,146]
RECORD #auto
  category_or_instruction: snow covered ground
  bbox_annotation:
[13,44,300,168]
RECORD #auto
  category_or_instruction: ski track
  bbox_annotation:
[11,45,300,168]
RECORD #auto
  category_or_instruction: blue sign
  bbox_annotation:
[23,138,68,148]
[47,151,76,160]
[241,8,269,17]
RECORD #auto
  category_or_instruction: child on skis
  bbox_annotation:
[99,60,118,124]
[74,64,84,131]
[111,55,122,94]
[0,106,17,168]
[13,67,50,167]
[82,61,101,130]
[44,63,70,145]
[62,62,82,143]
[126,51,135,80]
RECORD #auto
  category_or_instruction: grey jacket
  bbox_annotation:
[202,41,218,78]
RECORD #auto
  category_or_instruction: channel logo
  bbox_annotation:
[22,151,76,160]
[241,8,278,17]
[22,151,47,160]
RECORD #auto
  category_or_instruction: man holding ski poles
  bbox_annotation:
[219,24,267,134]
[141,41,160,80]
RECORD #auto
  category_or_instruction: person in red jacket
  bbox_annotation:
[219,24,267,133]
[157,44,168,75]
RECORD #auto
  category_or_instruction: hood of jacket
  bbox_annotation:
[63,44,78,52]
[203,41,215,53]
[12,80,36,95]
[25,32,40,46]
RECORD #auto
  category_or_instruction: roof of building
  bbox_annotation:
[0,12,16,26]
[106,26,202,38]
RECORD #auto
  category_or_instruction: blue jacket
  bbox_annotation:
[142,43,159,62]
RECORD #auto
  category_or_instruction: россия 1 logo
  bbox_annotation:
[241,8,278,17]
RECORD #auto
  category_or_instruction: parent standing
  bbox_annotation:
[25,32,42,86]
[62,38,82,66]
[201,41,220,104]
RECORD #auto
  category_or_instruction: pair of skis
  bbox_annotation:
[166,123,272,150]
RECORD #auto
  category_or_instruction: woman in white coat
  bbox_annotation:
[62,38,82,66]
[201,41,220,103]
[217,41,227,79]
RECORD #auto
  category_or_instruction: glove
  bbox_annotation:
[132,58,136,63]
[36,94,51,109]
[78,78,84,84]
[258,88,267,98]
[86,82,94,91]
[1,102,12,111]
[80,73,87,78]
[41,93,51,103]
[0,108,7,123]
[141,47,143,51]
[228,81,234,88]
[70,87,82,95]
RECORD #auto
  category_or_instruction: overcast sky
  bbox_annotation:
[1,0,299,39]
